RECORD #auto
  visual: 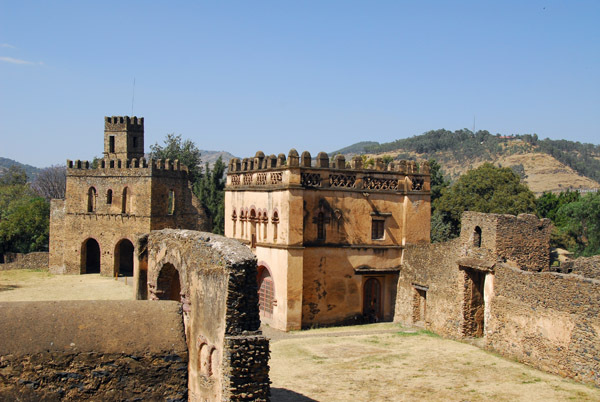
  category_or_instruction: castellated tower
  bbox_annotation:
[104,116,145,160]
[49,116,209,291]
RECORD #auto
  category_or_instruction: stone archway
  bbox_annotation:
[114,239,134,277]
[156,263,182,302]
[81,238,101,274]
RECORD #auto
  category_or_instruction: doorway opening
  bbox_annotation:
[81,238,101,274]
[462,269,486,337]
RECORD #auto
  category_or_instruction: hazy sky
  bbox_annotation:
[1,1,598,168]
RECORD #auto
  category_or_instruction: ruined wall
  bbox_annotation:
[394,239,464,337]
[0,300,188,401]
[0,252,48,271]
[395,211,600,386]
[144,230,270,402]
[562,255,600,279]
[487,263,600,386]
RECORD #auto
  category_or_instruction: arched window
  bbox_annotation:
[87,187,96,212]
[106,189,113,205]
[473,226,482,248]
[122,187,129,214]
[272,211,279,242]
[231,210,237,237]
[250,209,257,247]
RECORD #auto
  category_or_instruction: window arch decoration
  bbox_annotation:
[473,226,482,248]
[87,187,97,212]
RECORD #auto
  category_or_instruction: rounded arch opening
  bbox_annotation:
[81,238,101,274]
[114,238,134,277]
[257,265,275,319]
[87,187,97,212]
[473,226,482,248]
[156,263,182,302]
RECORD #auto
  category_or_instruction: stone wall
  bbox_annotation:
[0,300,188,401]
[0,252,48,271]
[562,255,600,279]
[143,229,270,401]
[395,212,600,386]
[486,264,600,385]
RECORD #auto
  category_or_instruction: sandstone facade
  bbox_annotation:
[394,211,600,386]
[49,116,208,276]
[225,150,431,330]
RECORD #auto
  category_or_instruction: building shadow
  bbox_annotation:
[271,388,319,402]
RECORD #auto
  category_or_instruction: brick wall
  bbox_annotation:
[0,252,48,271]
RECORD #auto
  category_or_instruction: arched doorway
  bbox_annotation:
[114,239,134,277]
[81,238,101,274]
[156,263,181,301]
[257,267,274,319]
[363,277,382,322]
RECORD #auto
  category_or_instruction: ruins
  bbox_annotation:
[394,211,600,386]
[225,151,431,330]
[49,116,209,276]
[1,229,270,401]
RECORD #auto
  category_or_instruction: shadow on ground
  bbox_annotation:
[271,388,318,402]
[0,285,19,292]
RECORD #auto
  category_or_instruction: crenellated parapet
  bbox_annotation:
[227,150,430,193]
[66,158,189,177]
[104,116,144,132]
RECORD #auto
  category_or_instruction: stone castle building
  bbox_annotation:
[225,150,431,331]
[49,116,208,276]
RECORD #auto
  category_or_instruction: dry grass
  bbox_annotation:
[0,269,133,301]
[270,327,600,401]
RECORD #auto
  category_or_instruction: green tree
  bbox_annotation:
[0,165,28,186]
[149,134,203,185]
[0,197,49,254]
[428,159,449,209]
[433,163,536,239]
[194,157,226,234]
[554,192,600,256]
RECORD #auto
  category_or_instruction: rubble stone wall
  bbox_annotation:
[144,230,270,402]
[0,252,48,271]
[0,301,188,401]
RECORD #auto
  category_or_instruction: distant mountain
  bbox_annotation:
[0,157,41,181]
[330,141,380,155]
[334,130,600,195]
[199,150,238,169]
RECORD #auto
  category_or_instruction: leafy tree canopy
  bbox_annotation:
[149,134,203,184]
[554,192,600,256]
[194,157,226,235]
[433,163,536,239]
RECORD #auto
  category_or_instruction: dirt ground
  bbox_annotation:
[0,269,133,301]
[2,270,599,401]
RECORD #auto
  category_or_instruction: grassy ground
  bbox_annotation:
[1,269,599,401]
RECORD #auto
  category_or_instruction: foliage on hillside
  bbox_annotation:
[0,157,40,181]
[357,129,600,184]
[331,141,380,155]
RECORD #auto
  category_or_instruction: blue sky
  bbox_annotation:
[1,1,598,168]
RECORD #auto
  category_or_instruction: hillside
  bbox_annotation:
[0,157,41,181]
[332,130,600,195]
[199,150,237,169]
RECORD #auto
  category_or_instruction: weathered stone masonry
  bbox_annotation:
[49,116,208,277]
[394,211,600,386]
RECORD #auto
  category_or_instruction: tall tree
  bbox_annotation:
[553,192,600,256]
[149,134,203,185]
[194,157,226,235]
[433,163,536,239]
[31,165,67,200]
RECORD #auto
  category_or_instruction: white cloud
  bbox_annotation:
[0,43,15,48]
[0,56,36,65]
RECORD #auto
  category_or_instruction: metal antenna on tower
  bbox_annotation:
[131,77,136,116]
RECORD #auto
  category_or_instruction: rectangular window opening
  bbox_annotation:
[372,219,385,240]
[109,136,115,153]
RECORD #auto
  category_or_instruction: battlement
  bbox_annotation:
[66,158,189,174]
[104,116,144,132]
[227,150,430,193]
